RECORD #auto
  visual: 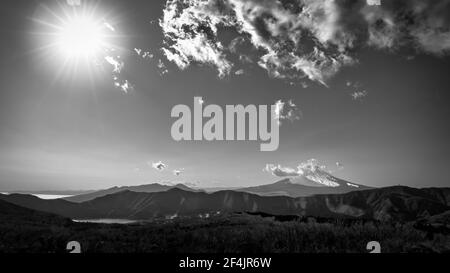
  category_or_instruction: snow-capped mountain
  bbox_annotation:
[238,168,370,197]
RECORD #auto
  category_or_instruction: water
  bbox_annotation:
[32,194,73,199]
[1,192,136,225]
[73,219,138,224]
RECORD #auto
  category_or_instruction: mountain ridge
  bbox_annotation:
[0,185,449,222]
[237,177,371,197]
[63,182,198,203]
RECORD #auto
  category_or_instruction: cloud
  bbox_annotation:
[134,48,154,60]
[263,164,299,177]
[160,0,450,85]
[228,37,246,53]
[346,81,367,100]
[119,80,133,93]
[362,6,398,50]
[263,159,329,177]
[263,159,340,188]
[366,0,381,6]
[264,160,319,178]
[105,56,124,73]
[173,168,184,176]
[351,90,368,100]
[157,59,169,75]
[151,161,167,171]
[297,159,327,175]
[361,0,450,55]
[105,54,134,93]
[274,99,302,125]
[234,69,244,75]
[159,0,233,78]
[297,159,341,187]
[160,0,354,85]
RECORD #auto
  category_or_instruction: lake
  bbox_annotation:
[33,194,73,199]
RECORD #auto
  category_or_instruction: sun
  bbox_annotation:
[30,2,123,82]
[30,2,133,91]
[55,15,105,59]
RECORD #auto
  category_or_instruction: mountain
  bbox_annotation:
[1,186,449,222]
[63,183,197,203]
[238,173,371,198]
[0,198,70,225]
[0,193,98,218]
[421,188,450,206]
[63,170,367,202]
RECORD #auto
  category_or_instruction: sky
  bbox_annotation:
[0,0,450,191]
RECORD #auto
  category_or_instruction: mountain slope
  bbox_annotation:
[316,186,450,221]
[1,186,449,222]
[238,176,371,197]
[0,193,98,218]
[63,183,196,203]
[0,198,71,225]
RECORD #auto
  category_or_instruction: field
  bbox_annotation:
[1,212,449,253]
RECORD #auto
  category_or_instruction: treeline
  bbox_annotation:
[0,213,449,253]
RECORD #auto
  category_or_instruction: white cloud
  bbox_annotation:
[274,99,302,125]
[263,159,341,187]
[105,55,134,93]
[263,160,327,178]
[351,90,368,100]
[234,69,244,75]
[160,0,355,85]
[159,0,450,85]
[119,80,133,93]
[151,161,167,171]
[297,159,340,187]
[297,159,325,175]
[134,48,154,60]
[263,164,299,177]
[173,168,184,176]
[366,0,381,6]
[157,59,169,75]
[159,0,233,78]
[105,56,124,73]
[361,5,398,50]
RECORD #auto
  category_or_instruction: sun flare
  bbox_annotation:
[55,15,105,59]
[31,2,124,83]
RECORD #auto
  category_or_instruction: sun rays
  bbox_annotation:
[29,1,129,89]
